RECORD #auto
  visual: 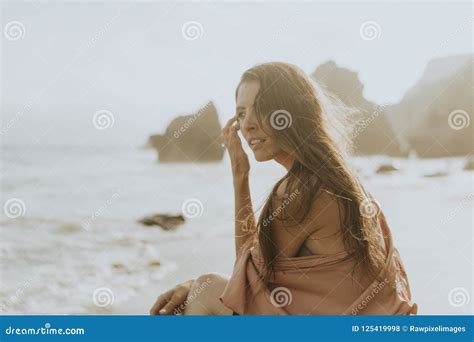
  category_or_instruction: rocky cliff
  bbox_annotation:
[386,54,473,158]
[148,101,225,162]
[312,61,408,157]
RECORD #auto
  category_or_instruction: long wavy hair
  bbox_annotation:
[236,62,386,285]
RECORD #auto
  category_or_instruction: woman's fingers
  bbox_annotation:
[223,117,237,131]
[150,280,194,315]
[222,116,249,175]
[219,118,233,146]
[221,117,239,148]
[226,131,243,154]
[159,293,182,315]
[149,292,171,315]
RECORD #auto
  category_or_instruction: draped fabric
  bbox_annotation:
[220,211,418,315]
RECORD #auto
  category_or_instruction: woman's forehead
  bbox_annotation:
[236,81,260,108]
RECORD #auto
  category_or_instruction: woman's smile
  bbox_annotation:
[248,137,267,150]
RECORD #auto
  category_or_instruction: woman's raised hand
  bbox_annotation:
[221,117,250,179]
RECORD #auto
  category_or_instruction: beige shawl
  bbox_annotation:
[220,211,418,315]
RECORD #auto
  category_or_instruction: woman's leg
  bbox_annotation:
[183,273,233,315]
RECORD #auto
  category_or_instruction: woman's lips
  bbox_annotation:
[249,138,266,150]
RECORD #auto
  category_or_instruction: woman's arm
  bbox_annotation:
[233,175,256,256]
[222,117,256,257]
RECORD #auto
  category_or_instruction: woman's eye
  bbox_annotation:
[237,112,245,119]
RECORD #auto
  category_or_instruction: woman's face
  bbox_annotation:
[236,80,292,167]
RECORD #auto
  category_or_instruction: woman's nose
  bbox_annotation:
[241,113,258,133]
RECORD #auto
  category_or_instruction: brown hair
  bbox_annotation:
[236,62,385,284]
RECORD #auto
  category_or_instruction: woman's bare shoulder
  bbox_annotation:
[303,187,345,233]
[273,180,344,234]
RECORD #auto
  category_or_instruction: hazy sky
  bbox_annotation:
[1,1,472,147]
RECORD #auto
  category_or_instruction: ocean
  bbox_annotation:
[1,145,472,314]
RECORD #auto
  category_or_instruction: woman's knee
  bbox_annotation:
[194,273,227,289]
[186,273,229,313]
[191,273,228,300]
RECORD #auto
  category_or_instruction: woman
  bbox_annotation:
[150,62,417,315]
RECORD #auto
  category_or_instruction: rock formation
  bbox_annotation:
[375,164,399,174]
[148,101,225,162]
[464,156,474,171]
[138,213,185,231]
[312,61,408,157]
[386,54,473,158]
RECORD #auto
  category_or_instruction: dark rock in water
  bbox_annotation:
[138,214,185,231]
[312,61,408,157]
[424,171,448,178]
[148,101,225,162]
[57,224,83,234]
[376,164,398,174]
[112,263,126,270]
[386,54,473,158]
[464,157,474,171]
[148,260,161,267]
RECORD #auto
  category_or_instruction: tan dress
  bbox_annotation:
[220,210,418,315]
